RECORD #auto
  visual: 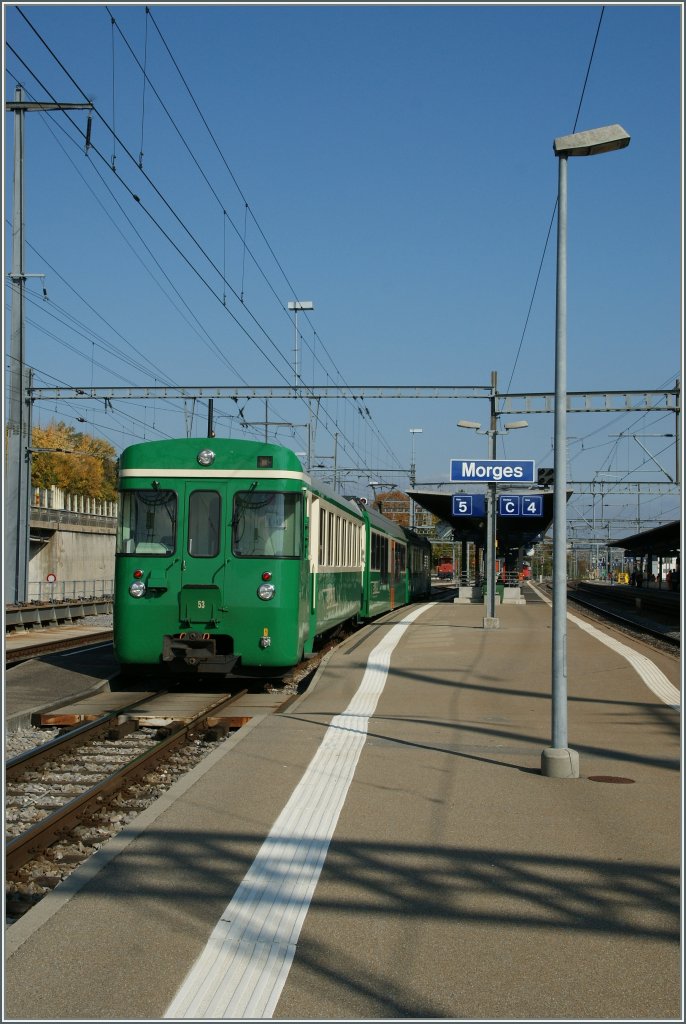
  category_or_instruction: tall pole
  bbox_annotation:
[484,370,498,628]
[410,433,416,529]
[544,124,629,779]
[293,308,299,387]
[5,88,93,605]
[409,428,422,530]
[546,150,575,771]
[676,377,681,485]
[5,87,30,604]
[288,300,314,389]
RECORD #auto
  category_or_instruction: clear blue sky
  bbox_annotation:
[3,3,682,538]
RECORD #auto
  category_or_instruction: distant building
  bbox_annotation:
[372,490,435,534]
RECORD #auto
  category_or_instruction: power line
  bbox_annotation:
[9,26,395,474]
[139,6,404,469]
[503,5,606,396]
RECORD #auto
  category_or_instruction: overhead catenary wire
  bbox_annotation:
[138,5,148,168]
[505,6,606,397]
[109,12,116,171]
[107,4,400,463]
[8,24,318,385]
[9,23,384,472]
[4,63,248,387]
[140,5,404,471]
[7,40,395,479]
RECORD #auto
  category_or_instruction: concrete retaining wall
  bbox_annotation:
[29,517,115,598]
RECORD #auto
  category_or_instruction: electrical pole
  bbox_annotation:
[484,370,498,627]
[4,86,93,604]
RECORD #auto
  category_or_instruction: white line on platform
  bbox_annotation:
[529,582,680,710]
[164,602,435,1020]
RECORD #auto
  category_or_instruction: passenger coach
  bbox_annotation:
[114,438,430,678]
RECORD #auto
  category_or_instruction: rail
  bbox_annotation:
[5,692,246,874]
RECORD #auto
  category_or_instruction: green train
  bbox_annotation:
[114,437,431,678]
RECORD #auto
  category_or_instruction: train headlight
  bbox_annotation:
[197,448,215,466]
[257,582,276,601]
[129,580,146,598]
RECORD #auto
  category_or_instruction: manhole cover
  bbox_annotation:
[587,775,635,784]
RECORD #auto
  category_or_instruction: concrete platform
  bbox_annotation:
[4,589,681,1020]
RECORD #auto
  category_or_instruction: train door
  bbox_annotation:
[394,541,408,605]
[177,483,226,630]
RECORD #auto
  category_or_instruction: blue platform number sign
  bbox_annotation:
[521,495,543,516]
[498,495,543,517]
[452,494,486,517]
[453,495,473,516]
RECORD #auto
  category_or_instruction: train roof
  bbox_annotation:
[119,437,305,473]
[118,438,426,544]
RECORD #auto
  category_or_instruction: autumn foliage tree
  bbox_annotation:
[31,421,118,501]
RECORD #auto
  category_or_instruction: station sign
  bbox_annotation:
[452,494,486,517]
[498,495,544,517]
[450,459,536,484]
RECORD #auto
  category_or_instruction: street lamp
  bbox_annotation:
[409,428,422,529]
[287,300,314,388]
[544,123,630,781]
[457,408,528,628]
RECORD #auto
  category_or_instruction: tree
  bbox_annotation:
[31,421,118,501]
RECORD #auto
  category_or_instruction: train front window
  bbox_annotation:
[232,491,301,558]
[188,490,221,557]
[117,490,176,555]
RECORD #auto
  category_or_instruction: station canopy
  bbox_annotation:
[608,521,680,558]
[408,488,561,559]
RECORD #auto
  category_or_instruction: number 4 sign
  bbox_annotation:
[498,495,543,516]
[521,496,543,516]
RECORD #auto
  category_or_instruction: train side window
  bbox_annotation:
[327,510,334,565]
[188,490,221,557]
[319,508,327,565]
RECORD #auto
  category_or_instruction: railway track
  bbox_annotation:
[5,629,114,665]
[562,583,679,653]
[5,687,298,923]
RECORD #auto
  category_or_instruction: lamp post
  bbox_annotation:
[287,300,314,387]
[287,299,314,468]
[543,123,630,780]
[457,399,528,629]
[409,428,422,529]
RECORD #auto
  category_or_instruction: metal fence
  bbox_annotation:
[30,506,117,530]
[26,579,114,603]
